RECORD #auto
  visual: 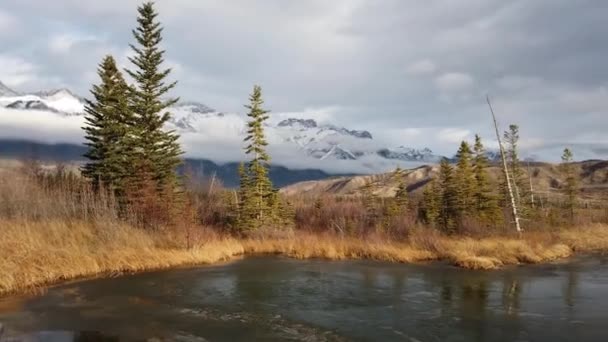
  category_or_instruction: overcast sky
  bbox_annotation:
[1,0,607,160]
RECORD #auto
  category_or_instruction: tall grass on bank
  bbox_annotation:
[1,167,608,295]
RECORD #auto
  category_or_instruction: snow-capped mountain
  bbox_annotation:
[0,87,84,116]
[0,82,444,172]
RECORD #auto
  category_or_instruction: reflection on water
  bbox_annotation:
[0,256,607,341]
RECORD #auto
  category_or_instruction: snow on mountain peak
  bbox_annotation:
[277,118,318,129]
[174,101,215,114]
[0,86,85,115]
[39,89,84,115]
[0,82,444,172]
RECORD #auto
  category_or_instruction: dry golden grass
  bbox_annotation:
[0,220,244,295]
[2,219,608,295]
[242,233,436,263]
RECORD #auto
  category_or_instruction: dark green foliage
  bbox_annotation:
[421,178,440,226]
[236,162,254,230]
[393,168,409,211]
[244,85,272,221]
[560,148,578,222]
[472,135,502,224]
[82,55,132,193]
[237,85,290,232]
[455,141,475,215]
[125,1,183,189]
[503,124,528,209]
[438,158,459,233]
[362,179,380,226]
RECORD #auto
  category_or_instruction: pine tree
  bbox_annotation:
[438,158,459,233]
[560,148,578,223]
[455,141,475,216]
[278,197,296,227]
[125,1,183,190]
[237,85,278,231]
[392,167,409,211]
[503,125,527,208]
[394,179,409,212]
[472,135,502,224]
[245,85,272,220]
[82,55,132,193]
[421,178,440,226]
[237,162,254,230]
[362,179,379,226]
[381,198,400,233]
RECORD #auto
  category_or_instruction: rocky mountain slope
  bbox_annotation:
[281,160,608,203]
[0,81,443,173]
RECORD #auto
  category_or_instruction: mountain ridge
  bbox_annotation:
[0,81,445,172]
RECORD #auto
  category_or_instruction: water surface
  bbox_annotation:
[1,256,607,341]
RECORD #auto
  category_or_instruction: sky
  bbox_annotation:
[1,0,607,160]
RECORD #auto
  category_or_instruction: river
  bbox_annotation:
[0,256,607,341]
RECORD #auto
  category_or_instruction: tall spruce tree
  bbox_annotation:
[82,55,132,192]
[472,135,502,224]
[125,1,182,190]
[421,178,440,226]
[438,158,459,233]
[503,124,527,208]
[362,178,380,226]
[455,141,476,216]
[237,85,275,230]
[560,148,578,222]
[237,162,254,230]
[394,178,409,211]
[392,167,409,211]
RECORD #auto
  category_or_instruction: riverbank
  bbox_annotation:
[1,219,607,296]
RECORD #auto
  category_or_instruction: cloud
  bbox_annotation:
[0,108,84,144]
[0,55,37,87]
[560,86,608,114]
[0,9,18,34]
[437,128,471,144]
[434,72,475,92]
[48,33,100,55]
[0,0,606,161]
[406,59,437,75]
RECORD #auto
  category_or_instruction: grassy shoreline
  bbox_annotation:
[2,220,607,296]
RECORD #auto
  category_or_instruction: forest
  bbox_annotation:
[1,2,607,296]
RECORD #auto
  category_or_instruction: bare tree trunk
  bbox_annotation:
[487,96,522,234]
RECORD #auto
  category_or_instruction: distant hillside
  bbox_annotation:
[0,139,345,188]
[281,161,608,203]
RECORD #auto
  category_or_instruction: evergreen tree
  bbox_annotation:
[237,162,254,230]
[503,124,527,208]
[560,148,578,222]
[381,198,400,233]
[392,167,409,211]
[472,135,502,223]
[244,85,273,221]
[438,158,459,233]
[125,1,183,190]
[82,55,132,193]
[278,197,296,227]
[236,85,283,231]
[455,141,475,215]
[394,178,409,212]
[362,179,380,226]
[421,178,440,226]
